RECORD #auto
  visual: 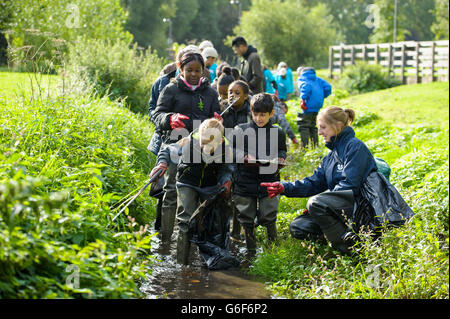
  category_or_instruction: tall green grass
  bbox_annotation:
[251,82,449,299]
[0,91,157,298]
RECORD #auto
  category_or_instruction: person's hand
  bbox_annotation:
[300,99,307,111]
[243,154,259,167]
[291,137,299,145]
[149,162,167,180]
[220,180,232,198]
[213,112,223,123]
[170,113,189,129]
[260,182,284,198]
[278,157,285,164]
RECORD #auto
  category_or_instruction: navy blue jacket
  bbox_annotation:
[282,126,377,198]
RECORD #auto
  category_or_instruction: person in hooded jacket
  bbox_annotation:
[297,66,332,148]
[232,36,264,94]
[150,119,233,265]
[151,52,220,242]
[261,106,377,254]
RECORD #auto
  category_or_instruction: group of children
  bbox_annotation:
[147,41,331,266]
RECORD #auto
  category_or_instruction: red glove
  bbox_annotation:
[221,180,232,198]
[213,112,223,123]
[300,99,307,111]
[291,137,299,145]
[149,162,167,180]
[260,182,284,198]
[170,113,189,129]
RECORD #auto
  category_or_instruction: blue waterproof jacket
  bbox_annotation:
[282,126,377,198]
[297,69,332,113]
[264,69,276,94]
[275,73,294,100]
[209,62,218,83]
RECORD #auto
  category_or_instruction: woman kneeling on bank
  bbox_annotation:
[262,106,379,254]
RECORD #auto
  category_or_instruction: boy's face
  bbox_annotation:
[251,110,274,128]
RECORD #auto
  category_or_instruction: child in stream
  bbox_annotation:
[231,93,287,253]
[149,118,233,265]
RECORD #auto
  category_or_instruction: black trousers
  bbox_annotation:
[290,190,355,253]
[297,112,318,147]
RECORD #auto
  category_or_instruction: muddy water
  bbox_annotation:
[140,230,272,299]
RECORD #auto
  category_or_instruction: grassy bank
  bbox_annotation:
[0,86,157,297]
[251,82,449,298]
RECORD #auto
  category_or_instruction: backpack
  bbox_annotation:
[374,157,391,181]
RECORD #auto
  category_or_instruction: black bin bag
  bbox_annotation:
[352,171,415,234]
[188,190,240,270]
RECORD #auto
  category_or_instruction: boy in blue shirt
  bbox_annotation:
[296,66,332,148]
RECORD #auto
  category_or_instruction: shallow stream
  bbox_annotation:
[140,230,272,299]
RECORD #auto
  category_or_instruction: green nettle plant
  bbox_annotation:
[0,94,158,298]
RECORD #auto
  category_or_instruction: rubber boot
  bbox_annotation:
[230,207,242,242]
[176,231,191,265]
[160,206,176,242]
[266,222,277,242]
[244,226,257,252]
[322,222,351,255]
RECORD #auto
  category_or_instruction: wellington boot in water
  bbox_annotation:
[176,232,191,265]
[266,223,277,242]
[244,226,257,252]
[160,207,176,242]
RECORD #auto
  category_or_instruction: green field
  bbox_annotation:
[0,71,59,100]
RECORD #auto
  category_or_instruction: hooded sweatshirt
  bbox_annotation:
[240,45,264,94]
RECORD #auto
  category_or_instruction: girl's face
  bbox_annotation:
[218,84,228,101]
[228,83,248,108]
[181,60,203,85]
[318,118,340,143]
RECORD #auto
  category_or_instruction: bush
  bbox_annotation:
[64,38,164,115]
[0,95,157,298]
[5,0,132,73]
[339,62,401,94]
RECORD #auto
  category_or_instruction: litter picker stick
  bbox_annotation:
[108,99,239,227]
[109,168,162,225]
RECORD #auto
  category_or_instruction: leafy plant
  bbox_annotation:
[64,38,164,115]
[339,62,401,94]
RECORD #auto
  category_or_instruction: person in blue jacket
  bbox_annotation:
[262,65,277,95]
[297,66,332,148]
[261,106,377,254]
[275,67,294,112]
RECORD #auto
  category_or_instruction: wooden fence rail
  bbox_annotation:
[329,40,449,84]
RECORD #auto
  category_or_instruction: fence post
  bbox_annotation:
[375,45,379,65]
[329,46,333,79]
[362,45,367,62]
[415,42,420,83]
[431,41,436,82]
[387,44,392,77]
[350,45,355,65]
[339,46,344,75]
[401,43,406,84]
